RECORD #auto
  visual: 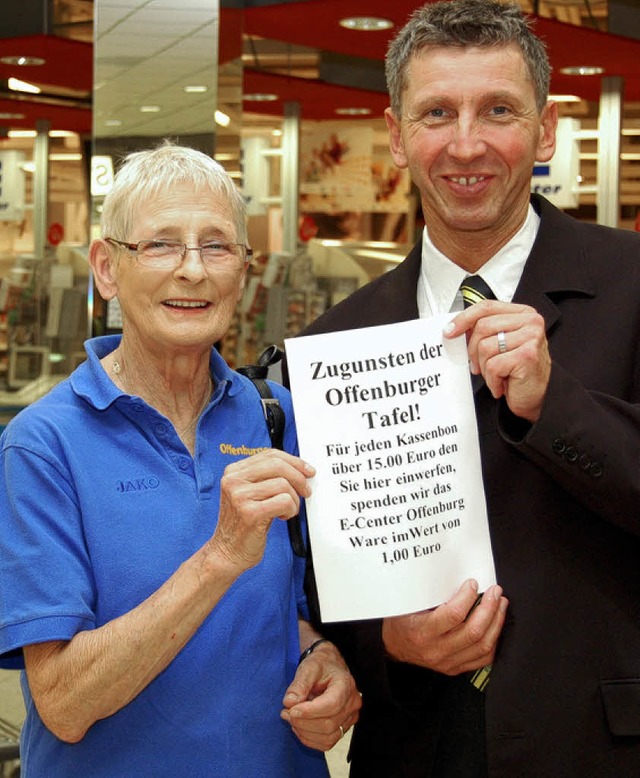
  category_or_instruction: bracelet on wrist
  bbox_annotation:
[298,638,331,665]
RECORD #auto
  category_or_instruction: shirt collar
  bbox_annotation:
[71,335,243,410]
[418,203,540,316]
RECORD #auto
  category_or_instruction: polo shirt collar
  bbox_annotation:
[71,335,243,410]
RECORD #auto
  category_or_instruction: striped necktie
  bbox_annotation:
[460,275,496,308]
[461,274,495,692]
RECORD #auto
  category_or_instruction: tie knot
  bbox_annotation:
[460,275,496,308]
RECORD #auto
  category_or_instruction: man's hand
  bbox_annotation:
[445,300,551,423]
[382,579,508,675]
[281,641,362,751]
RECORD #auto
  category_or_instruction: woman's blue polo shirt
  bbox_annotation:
[0,335,327,777]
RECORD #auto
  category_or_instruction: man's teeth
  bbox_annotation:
[451,176,485,185]
[165,300,207,308]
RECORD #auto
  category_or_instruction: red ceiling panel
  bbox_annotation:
[1,4,640,130]
[243,69,390,120]
[0,34,92,134]
[241,1,640,103]
[0,34,92,93]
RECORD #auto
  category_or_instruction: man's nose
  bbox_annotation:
[447,118,487,161]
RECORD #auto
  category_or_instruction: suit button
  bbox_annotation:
[589,463,603,478]
[552,438,565,455]
[578,453,591,470]
[564,446,578,463]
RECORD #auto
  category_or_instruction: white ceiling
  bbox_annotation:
[93,0,225,139]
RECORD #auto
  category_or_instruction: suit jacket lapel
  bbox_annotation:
[513,195,596,337]
[471,196,595,393]
[372,239,422,324]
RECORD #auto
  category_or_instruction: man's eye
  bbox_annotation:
[490,106,510,116]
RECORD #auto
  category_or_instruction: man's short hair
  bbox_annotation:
[385,0,551,116]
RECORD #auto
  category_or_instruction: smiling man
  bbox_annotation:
[298,1,640,776]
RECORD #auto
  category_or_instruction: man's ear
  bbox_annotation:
[384,107,408,169]
[88,239,119,301]
[535,100,558,163]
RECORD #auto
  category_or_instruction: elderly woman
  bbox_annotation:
[0,143,360,777]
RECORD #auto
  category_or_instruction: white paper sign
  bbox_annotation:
[285,316,496,622]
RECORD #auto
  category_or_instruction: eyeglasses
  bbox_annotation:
[105,237,252,270]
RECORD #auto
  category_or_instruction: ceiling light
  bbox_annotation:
[0,112,25,120]
[8,77,41,94]
[272,129,283,137]
[50,130,76,137]
[184,85,208,93]
[339,16,393,31]
[335,107,372,116]
[549,94,582,103]
[215,110,230,127]
[140,105,161,113]
[243,93,279,102]
[559,66,604,76]
[21,162,36,173]
[49,153,82,161]
[1,56,45,66]
[8,130,36,138]
[105,119,122,127]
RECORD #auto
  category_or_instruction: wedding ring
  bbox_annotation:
[497,331,508,354]
[339,724,345,739]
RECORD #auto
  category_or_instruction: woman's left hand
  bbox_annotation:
[280,640,362,751]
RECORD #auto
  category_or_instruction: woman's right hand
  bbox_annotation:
[211,450,315,571]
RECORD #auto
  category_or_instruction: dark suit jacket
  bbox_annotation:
[299,195,640,777]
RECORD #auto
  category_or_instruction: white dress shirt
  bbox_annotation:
[416,204,540,318]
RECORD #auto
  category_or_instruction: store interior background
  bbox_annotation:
[1,0,640,773]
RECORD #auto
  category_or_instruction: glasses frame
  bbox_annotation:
[104,237,253,268]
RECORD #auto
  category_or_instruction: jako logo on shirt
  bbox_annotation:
[116,477,160,492]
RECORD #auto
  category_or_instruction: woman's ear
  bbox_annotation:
[88,239,118,300]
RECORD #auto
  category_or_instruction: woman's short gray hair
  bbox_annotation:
[385,0,551,116]
[100,140,248,245]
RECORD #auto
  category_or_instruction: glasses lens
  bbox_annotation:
[136,240,183,266]
[201,242,246,268]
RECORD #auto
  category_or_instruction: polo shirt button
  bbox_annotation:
[179,458,190,471]
[589,463,603,478]
[155,423,167,436]
[564,446,578,463]
[132,403,143,413]
[552,438,565,455]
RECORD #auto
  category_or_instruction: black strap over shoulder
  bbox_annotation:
[238,345,286,448]
[238,346,306,557]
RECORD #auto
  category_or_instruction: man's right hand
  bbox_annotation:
[382,579,508,675]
